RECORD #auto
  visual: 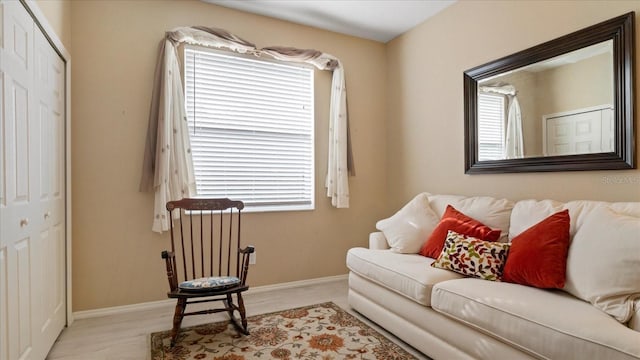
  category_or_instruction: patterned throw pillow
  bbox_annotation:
[431,230,510,281]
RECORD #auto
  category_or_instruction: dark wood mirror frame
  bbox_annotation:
[464,12,635,174]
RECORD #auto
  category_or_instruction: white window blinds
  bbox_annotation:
[184,47,314,211]
[477,93,506,161]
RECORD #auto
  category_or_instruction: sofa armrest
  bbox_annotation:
[369,232,389,250]
[628,299,640,332]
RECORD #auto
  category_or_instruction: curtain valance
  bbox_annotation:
[479,84,517,96]
[140,26,354,232]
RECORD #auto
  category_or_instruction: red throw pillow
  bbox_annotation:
[502,209,570,289]
[419,205,501,259]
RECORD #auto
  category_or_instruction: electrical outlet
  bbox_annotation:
[249,251,256,265]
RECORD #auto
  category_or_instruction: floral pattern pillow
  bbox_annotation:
[431,230,510,281]
[178,276,240,292]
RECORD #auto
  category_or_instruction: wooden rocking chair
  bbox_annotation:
[161,198,254,346]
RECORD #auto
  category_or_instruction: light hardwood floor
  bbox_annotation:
[46,277,430,360]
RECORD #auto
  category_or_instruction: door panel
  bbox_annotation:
[54,223,65,314]
[544,108,606,156]
[15,238,32,359]
[32,15,66,359]
[0,246,8,360]
[1,1,67,359]
[38,103,50,201]
[2,2,35,358]
[601,108,614,152]
[1,72,5,209]
[10,82,30,204]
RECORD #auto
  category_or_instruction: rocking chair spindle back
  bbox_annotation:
[161,198,254,346]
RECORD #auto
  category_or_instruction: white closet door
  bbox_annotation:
[32,20,66,359]
[1,2,37,358]
[0,1,66,359]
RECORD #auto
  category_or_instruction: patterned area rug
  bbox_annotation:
[150,302,417,360]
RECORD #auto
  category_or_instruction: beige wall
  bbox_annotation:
[386,1,640,210]
[46,0,640,312]
[537,52,613,116]
[34,0,71,52]
[70,0,387,311]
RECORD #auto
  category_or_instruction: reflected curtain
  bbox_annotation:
[478,84,524,159]
[140,27,354,232]
[504,97,524,159]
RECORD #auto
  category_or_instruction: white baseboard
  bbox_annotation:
[246,274,348,295]
[72,298,174,320]
[72,274,348,321]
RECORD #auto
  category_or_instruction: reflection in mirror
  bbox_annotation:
[464,11,634,174]
[476,41,613,161]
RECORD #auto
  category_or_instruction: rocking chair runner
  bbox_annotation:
[161,198,254,346]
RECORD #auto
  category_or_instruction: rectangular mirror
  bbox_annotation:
[464,12,635,173]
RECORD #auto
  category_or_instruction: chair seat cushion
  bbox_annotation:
[178,276,240,292]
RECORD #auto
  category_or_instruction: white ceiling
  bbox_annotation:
[203,0,456,43]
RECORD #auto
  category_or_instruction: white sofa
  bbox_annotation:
[346,193,640,360]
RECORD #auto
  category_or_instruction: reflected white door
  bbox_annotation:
[600,108,614,153]
[544,107,613,156]
[0,1,66,359]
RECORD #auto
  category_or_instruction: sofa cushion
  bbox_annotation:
[428,195,514,242]
[419,205,501,258]
[508,199,566,239]
[509,199,640,239]
[375,193,439,253]
[564,206,640,323]
[346,247,463,306]
[502,210,571,289]
[432,278,640,360]
[567,200,640,233]
[431,230,510,281]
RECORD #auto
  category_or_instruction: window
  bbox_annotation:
[477,93,505,161]
[184,47,314,211]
